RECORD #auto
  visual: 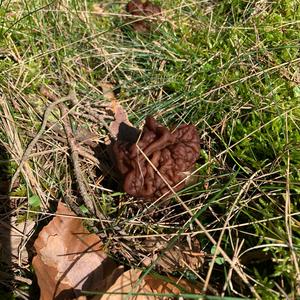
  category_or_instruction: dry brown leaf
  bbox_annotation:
[142,236,205,273]
[100,82,132,138]
[100,82,139,144]
[92,4,104,15]
[98,269,202,300]
[32,202,122,300]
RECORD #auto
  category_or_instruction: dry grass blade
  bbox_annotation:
[136,144,261,299]
[0,95,46,206]
[203,171,260,291]
[8,92,71,193]
[284,113,300,295]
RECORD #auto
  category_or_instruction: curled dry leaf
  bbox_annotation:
[99,269,202,300]
[32,202,122,300]
[100,82,135,139]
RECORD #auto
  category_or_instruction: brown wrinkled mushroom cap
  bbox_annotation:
[113,116,200,198]
[125,0,162,33]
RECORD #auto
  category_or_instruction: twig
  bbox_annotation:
[9,89,71,191]
[72,111,111,132]
[63,195,86,218]
[77,146,99,164]
[40,87,99,216]
[68,84,112,132]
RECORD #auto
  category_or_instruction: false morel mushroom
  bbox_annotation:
[113,116,200,198]
[125,0,162,33]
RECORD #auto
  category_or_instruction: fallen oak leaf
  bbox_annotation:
[100,269,145,300]
[100,82,132,134]
[97,269,202,300]
[144,274,202,296]
[32,202,122,300]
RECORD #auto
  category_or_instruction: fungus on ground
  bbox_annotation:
[113,116,200,198]
[125,0,162,33]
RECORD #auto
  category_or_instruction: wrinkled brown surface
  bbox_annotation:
[113,116,200,198]
[126,0,162,32]
[32,203,122,300]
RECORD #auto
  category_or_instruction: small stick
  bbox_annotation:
[77,146,99,164]
[9,89,71,191]
[40,87,101,216]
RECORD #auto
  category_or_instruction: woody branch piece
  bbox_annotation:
[40,87,97,215]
